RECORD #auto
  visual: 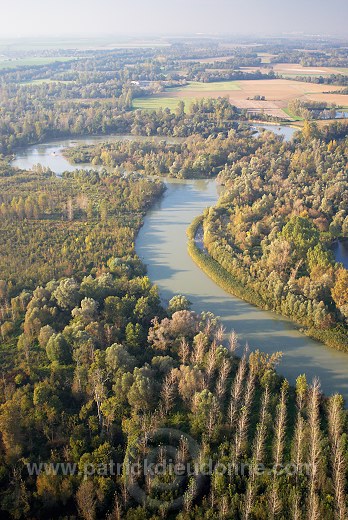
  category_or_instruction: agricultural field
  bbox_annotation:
[133,81,240,111]
[271,63,348,76]
[133,79,346,118]
[132,96,191,111]
[0,56,74,69]
[241,63,348,77]
[178,81,241,91]
[180,55,236,63]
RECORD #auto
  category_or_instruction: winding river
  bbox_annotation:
[12,130,348,401]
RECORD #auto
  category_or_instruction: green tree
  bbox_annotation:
[53,278,80,310]
[168,295,192,315]
[281,216,319,258]
[46,333,71,364]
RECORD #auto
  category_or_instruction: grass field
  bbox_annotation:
[282,107,304,121]
[132,97,192,111]
[0,57,74,70]
[133,81,240,110]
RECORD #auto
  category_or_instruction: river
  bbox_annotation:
[11,132,348,401]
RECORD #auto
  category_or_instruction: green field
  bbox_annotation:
[282,107,304,121]
[132,97,192,111]
[133,81,241,111]
[0,57,74,70]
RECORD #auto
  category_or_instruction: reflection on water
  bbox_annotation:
[333,240,348,269]
[336,111,348,119]
[252,124,298,141]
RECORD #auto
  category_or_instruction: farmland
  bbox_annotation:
[0,56,74,69]
[132,96,191,111]
[241,63,348,77]
[133,81,241,111]
[0,56,73,70]
[132,78,346,118]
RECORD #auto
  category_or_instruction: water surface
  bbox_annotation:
[333,240,348,269]
[252,124,298,141]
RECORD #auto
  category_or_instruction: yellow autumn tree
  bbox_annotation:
[332,268,348,308]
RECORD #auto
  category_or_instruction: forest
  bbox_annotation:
[0,37,348,520]
[0,162,164,294]
[193,122,348,350]
[1,271,348,520]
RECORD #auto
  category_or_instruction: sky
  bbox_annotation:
[1,0,347,38]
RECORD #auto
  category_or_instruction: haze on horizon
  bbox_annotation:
[1,0,347,39]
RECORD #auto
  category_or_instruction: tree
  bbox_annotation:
[72,298,99,322]
[1,469,30,520]
[228,351,247,430]
[302,120,314,140]
[127,370,156,413]
[38,325,55,348]
[46,333,71,364]
[269,380,288,518]
[327,394,347,520]
[176,100,185,117]
[66,197,74,221]
[307,244,333,274]
[1,321,13,340]
[105,343,136,374]
[243,385,270,520]
[160,369,177,416]
[332,268,348,308]
[281,216,319,259]
[36,474,73,509]
[307,379,322,520]
[168,295,192,314]
[266,238,292,274]
[125,322,143,350]
[0,398,23,462]
[76,480,96,520]
[53,278,80,310]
